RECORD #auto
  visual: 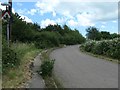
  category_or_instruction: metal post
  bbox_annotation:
[9,0,12,45]
[7,23,9,47]
[1,0,12,47]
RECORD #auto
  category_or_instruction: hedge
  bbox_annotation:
[80,38,120,60]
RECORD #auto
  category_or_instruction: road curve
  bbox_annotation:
[50,45,118,88]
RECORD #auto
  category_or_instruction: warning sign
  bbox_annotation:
[2,10,10,20]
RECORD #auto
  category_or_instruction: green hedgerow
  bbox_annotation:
[92,41,110,55]
[80,38,120,60]
[83,40,96,52]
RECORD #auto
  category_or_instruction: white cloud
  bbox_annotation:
[35,0,59,16]
[55,17,67,25]
[101,22,107,24]
[17,9,27,15]
[21,15,33,23]
[52,11,56,17]
[28,9,37,15]
[76,13,95,26]
[67,19,78,26]
[101,25,105,28]
[35,1,118,28]
[112,20,117,23]
[41,19,56,28]
[62,11,73,19]
[16,2,22,6]
[66,13,95,27]
[12,8,15,14]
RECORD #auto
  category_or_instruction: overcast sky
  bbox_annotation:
[0,0,119,36]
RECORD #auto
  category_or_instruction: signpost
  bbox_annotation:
[2,11,10,21]
[1,0,12,47]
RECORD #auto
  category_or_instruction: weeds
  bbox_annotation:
[39,59,55,77]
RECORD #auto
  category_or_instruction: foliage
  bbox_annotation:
[92,41,110,55]
[2,41,20,73]
[40,59,55,77]
[2,42,41,88]
[101,31,111,40]
[82,40,96,52]
[11,43,37,59]
[40,24,86,46]
[34,31,60,49]
[80,38,120,60]
[86,26,101,40]
[86,26,119,41]
[2,13,85,48]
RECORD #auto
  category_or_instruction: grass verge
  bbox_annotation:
[40,47,63,88]
[2,43,41,88]
[80,47,119,64]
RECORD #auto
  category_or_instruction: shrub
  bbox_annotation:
[35,40,54,49]
[83,41,95,52]
[34,31,60,49]
[92,41,110,55]
[40,59,55,77]
[106,39,120,59]
[2,46,20,73]
[80,38,120,60]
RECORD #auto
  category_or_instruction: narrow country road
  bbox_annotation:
[50,45,118,88]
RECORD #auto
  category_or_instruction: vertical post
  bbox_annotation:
[8,0,12,45]
[7,23,9,47]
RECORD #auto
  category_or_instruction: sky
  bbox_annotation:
[0,0,119,36]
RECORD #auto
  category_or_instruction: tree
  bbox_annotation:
[12,13,35,42]
[63,24,70,31]
[100,31,111,40]
[110,33,119,39]
[86,26,101,40]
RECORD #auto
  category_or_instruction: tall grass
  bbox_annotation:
[2,43,41,88]
[11,43,36,59]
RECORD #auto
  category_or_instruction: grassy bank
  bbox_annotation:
[2,43,41,88]
[40,48,63,88]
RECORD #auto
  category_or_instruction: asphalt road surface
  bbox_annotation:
[50,45,118,88]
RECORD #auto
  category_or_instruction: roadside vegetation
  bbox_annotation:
[80,26,120,63]
[39,48,63,88]
[2,12,85,88]
[2,42,41,88]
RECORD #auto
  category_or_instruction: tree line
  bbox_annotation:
[2,13,86,49]
[86,26,120,41]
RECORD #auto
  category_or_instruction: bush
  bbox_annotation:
[82,41,95,52]
[40,59,55,77]
[92,41,110,55]
[2,46,20,73]
[106,39,120,59]
[35,40,54,49]
[34,31,60,49]
[80,38,120,60]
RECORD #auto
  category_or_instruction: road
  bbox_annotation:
[50,45,118,88]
